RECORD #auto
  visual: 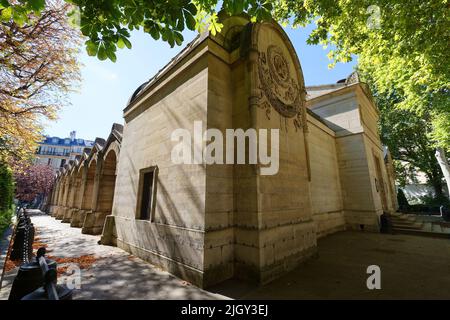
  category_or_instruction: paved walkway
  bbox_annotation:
[0,211,226,300]
[211,231,450,299]
[2,211,450,299]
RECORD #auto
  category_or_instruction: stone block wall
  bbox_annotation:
[307,115,345,238]
[204,49,235,286]
[113,48,209,286]
[105,17,396,288]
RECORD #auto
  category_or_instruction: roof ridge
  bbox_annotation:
[127,31,209,106]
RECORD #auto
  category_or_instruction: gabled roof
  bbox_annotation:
[85,137,106,164]
[110,123,123,142]
[93,138,106,150]
[102,123,123,156]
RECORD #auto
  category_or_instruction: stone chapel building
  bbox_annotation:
[49,15,398,288]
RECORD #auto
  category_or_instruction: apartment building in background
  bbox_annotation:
[35,131,94,172]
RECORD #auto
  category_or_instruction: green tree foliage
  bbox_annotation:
[0,0,273,61]
[0,161,13,211]
[1,0,448,148]
[373,85,447,201]
[69,0,273,62]
[273,0,449,150]
[1,1,81,161]
[0,160,14,233]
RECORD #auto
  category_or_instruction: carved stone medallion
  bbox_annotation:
[258,45,302,119]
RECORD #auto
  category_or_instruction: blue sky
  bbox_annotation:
[44,24,356,141]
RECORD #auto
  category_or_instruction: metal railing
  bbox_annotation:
[6,209,73,300]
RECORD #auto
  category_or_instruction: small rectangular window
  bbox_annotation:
[137,166,158,221]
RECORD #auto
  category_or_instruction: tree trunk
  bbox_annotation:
[435,148,450,198]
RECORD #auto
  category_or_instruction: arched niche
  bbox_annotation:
[72,163,85,209]
[81,158,97,210]
[96,146,118,213]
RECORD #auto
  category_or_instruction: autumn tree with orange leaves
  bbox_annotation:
[0,0,81,162]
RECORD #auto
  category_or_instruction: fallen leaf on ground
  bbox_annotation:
[32,242,48,250]
[48,255,98,270]
[4,259,21,272]
[57,265,69,276]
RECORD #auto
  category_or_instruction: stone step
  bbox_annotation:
[391,219,419,226]
[390,214,450,237]
[422,222,433,232]
[432,224,443,233]
[390,220,423,227]
[390,220,415,226]
[390,215,416,221]
[434,224,450,234]
[441,226,450,234]
[392,228,450,239]
[392,224,423,231]
[390,217,417,223]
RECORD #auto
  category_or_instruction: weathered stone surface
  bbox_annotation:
[47,17,398,289]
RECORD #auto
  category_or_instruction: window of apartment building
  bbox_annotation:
[60,159,66,168]
[136,166,158,221]
[47,158,52,166]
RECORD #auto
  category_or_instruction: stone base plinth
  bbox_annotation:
[82,211,109,235]
[52,206,60,218]
[55,207,67,220]
[70,209,87,228]
[62,208,76,223]
[100,215,117,246]
[116,238,204,288]
[49,205,57,217]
